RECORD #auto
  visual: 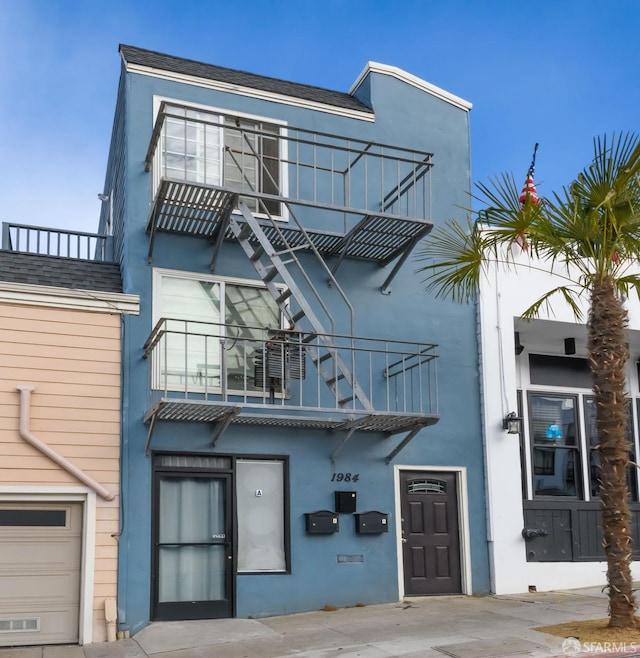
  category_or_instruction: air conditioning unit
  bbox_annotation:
[254,331,306,391]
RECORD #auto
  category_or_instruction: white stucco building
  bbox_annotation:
[480,246,640,593]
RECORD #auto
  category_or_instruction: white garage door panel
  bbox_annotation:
[0,539,81,569]
[0,607,78,645]
[0,503,82,646]
[0,573,80,602]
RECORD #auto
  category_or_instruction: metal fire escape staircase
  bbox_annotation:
[143,109,440,460]
[230,200,371,414]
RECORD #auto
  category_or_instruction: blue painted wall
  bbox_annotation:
[106,59,489,633]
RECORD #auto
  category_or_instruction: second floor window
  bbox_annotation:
[159,104,282,216]
[155,271,282,393]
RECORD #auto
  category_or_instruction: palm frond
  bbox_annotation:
[416,133,640,319]
[616,274,640,302]
[521,286,584,322]
[416,218,491,303]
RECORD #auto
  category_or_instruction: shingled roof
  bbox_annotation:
[0,252,123,294]
[119,44,373,115]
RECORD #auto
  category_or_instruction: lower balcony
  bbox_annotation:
[143,319,439,461]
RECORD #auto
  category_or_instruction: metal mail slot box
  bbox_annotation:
[305,510,339,534]
[354,511,388,534]
[335,491,357,514]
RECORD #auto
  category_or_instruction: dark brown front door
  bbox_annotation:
[400,471,462,595]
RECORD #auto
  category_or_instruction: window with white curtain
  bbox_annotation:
[236,459,286,572]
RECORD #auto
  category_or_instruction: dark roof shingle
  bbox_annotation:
[0,252,123,294]
[119,44,373,114]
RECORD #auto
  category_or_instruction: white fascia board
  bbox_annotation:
[125,63,376,122]
[350,62,472,112]
[0,281,140,315]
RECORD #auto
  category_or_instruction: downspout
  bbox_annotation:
[17,385,115,501]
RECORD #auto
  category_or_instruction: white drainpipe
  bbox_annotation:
[17,385,115,501]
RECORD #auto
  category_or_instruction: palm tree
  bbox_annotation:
[417,133,640,628]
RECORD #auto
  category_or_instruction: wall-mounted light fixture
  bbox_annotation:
[514,331,524,356]
[502,412,522,434]
[98,191,113,238]
[564,337,576,355]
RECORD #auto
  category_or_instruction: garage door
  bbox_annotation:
[0,502,82,646]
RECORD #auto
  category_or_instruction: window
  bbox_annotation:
[585,397,638,500]
[529,393,582,497]
[407,479,446,494]
[529,354,591,388]
[155,271,282,393]
[236,459,287,572]
[159,104,283,216]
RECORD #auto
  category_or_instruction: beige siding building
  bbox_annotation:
[0,252,138,646]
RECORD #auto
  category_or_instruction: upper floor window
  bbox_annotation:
[158,103,283,216]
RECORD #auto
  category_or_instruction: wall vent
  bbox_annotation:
[0,617,40,633]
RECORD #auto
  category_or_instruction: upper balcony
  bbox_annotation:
[144,102,434,291]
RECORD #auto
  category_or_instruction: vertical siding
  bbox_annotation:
[0,303,122,643]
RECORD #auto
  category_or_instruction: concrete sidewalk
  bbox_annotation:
[1,587,635,658]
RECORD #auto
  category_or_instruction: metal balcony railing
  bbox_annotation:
[2,222,110,261]
[143,319,439,436]
[145,101,434,225]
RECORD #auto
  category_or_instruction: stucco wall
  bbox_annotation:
[110,59,490,633]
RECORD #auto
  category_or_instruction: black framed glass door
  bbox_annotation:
[152,472,233,620]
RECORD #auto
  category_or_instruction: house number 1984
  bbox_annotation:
[331,473,359,482]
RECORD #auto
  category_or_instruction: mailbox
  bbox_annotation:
[335,491,357,514]
[354,511,388,534]
[305,510,339,534]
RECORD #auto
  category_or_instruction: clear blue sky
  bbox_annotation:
[1,0,639,233]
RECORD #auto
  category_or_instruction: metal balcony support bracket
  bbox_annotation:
[384,422,428,465]
[145,403,242,455]
[329,219,366,278]
[380,229,432,295]
[211,407,242,447]
[328,214,434,294]
[330,415,375,463]
[209,195,239,272]
[144,414,159,457]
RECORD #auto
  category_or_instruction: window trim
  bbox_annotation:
[151,96,289,221]
[527,391,583,500]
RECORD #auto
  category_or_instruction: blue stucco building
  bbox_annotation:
[99,45,490,633]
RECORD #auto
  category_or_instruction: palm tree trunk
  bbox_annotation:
[588,277,636,627]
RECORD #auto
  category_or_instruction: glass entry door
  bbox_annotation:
[152,473,233,620]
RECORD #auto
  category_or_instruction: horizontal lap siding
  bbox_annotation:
[0,303,123,643]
